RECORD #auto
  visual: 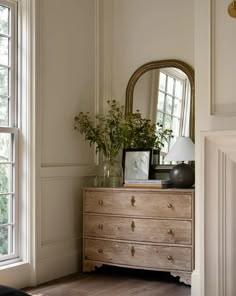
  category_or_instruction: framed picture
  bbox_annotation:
[123,149,152,181]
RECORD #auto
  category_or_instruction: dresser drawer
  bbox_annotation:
[84,190,192,219]
[84,215,192,245]
[84,238,192,271]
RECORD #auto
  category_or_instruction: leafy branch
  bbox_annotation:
[74,101,173,159]
[124,110,173,151]
[74,100,126,160]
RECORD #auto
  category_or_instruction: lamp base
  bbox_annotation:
[169,163,194,188]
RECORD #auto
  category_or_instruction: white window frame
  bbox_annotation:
[157,68,187,139]
[0,0,19,264]
[0,127,19,261]
[0,0,36,273]
[0,0,17,127]
[158,69,188,150]
[0,0,36,286]
[149,68,190,165]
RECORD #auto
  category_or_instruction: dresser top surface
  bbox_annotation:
[83,187,195,193]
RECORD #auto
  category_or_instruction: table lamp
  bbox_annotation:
[165,136,195,188]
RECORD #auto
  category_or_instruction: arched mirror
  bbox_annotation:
[125,60,194,167]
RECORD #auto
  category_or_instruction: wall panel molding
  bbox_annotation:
[39,237,82,258]
[204,130,236,296]
[41,236,82,248]
[37,249,83,285]
[40,177,84,246]
[210,0,216,115]
[40,164,98,178]
[210,0,236,116]
[40,0,100,166]
[101,0,114,101]
[217,149,226,296]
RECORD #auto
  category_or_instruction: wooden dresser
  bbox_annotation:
[83,187,195,285]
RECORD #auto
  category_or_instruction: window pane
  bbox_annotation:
[0,6,9,35]
[159,72,166,91]
[166,95,173,115]
[0,97,9,126]
[175,80,183,98]
[0,226,9,255]
[157,91,165,111]
[173,99,181,118]
[156,111,163,125]
[0,195,9,224]
[164,114,171,129]
[0,133,11,161]
[167,76,174,95]
[170,136,176,150]
[0,67,8,96]
[162,141,169,153]
[0,164,12,193]
[172,117,180,136]
[0,2,17,264]
[0,36,9,66]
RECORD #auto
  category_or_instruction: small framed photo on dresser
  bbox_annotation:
[123,148,152,182]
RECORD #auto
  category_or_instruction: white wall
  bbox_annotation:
[35,0,98,284]
[1,0,195,288]
[35,0,195,286]
[101,0,194,104]
[194,0,236,295]
[34,0,236,293]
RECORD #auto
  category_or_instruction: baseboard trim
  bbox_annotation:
[191,269,201,296]
[36,252,82,285]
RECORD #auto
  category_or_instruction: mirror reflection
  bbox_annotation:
[126,60,194,166]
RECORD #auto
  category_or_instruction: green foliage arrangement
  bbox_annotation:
[74,100,126,160]
[74,100,173,158]
[124,110,173,151]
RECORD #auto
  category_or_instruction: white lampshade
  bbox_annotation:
[165,136,195,162]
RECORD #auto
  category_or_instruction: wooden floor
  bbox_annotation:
[25,266,191,296]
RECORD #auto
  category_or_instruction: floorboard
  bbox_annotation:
[25,266,191,296]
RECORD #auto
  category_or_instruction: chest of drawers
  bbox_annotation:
[83,187,195,285]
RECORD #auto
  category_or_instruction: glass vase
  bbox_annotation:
[101,158,123,188]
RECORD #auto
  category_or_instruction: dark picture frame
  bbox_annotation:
[123,148,152,182]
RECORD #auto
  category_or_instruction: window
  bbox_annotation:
[155,69,190,164]
[0,0,18,263]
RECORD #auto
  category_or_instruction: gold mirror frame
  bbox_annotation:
[125,59,195,141]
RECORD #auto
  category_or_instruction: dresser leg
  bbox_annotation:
[83,261,103,272]
[170,272,191,286]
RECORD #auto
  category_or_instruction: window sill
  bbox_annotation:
[0,259,29,271]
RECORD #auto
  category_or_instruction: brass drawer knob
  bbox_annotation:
[167,229,173,234]
[98,200,103,206]
[167,203,173,208]
[131,246,135,256]
[98,224,103,230]
[167,255,173,260]
[131,196,136,206]
[98,248,103,253]
[131,221,135,232]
